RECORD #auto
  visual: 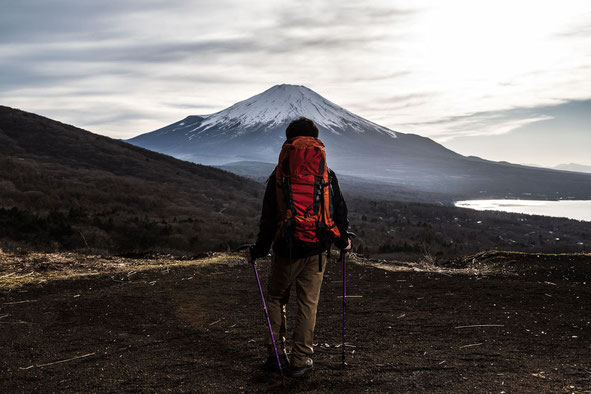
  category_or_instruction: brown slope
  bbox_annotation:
[0,105,263,254]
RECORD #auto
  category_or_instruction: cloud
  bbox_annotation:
[346,71,412,83]
[0,0,173,43]
[3,38,263,65]
[406,99,591,142]
[440,99,591,166]
[0,62,77,90]
[0,0,417,96]
[343,91,435,123]
[160,102,221,111]
[274,2,416,32]
[555,18,591,38]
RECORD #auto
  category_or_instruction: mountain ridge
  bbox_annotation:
[127,85,591,200]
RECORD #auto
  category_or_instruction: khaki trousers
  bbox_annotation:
[266,253,326,367]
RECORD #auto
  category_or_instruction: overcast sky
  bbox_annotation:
[2,0,590,166]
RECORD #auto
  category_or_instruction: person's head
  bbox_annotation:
[285,117,319,140]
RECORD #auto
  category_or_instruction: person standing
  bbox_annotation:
[246,117,351,378]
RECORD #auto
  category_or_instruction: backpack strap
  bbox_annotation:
[275,145,296,240]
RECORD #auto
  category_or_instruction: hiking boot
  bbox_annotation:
[261,354,290,372]
[286,358,313,378]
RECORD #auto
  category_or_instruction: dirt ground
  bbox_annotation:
[1,250,590,393]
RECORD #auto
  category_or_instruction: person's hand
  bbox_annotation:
[243,248,254,264]
[344,238,352,251]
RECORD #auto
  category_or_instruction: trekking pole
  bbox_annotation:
[238,245,285,386]
[341,232,356,370]
[342,248,347,369]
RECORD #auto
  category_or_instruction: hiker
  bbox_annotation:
[245,117,351,378]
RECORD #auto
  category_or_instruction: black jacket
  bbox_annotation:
[251,168,349,259]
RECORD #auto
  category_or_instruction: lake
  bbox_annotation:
[454,199,591,222]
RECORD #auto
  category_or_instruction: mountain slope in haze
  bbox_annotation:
[216,160,454,203]
[554,163,591,174]
[128,84,591,200]
[0,105,262,253]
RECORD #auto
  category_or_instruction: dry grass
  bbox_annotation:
[2,248,589,289]
[0,249,243,289]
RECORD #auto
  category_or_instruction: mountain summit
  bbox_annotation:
[195,84,396,137]
[127,85,591,199]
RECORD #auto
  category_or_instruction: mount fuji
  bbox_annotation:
[128,84,591,200]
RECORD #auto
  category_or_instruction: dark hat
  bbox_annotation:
[285,117,319,139]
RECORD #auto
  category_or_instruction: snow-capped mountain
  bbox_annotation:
[128,84,454,166]
[195,84,396,137]
[127,84,591,199]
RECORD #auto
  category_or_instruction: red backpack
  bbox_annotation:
[275,136,341,244]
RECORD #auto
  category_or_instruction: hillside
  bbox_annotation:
[0,105,262,254]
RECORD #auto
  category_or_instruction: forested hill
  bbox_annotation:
[0,105,262,253]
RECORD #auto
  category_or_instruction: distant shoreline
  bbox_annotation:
[455,199,591,222]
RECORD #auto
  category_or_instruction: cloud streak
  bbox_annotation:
[406,99,591,144]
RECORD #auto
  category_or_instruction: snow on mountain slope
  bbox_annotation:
[160,84,396,139]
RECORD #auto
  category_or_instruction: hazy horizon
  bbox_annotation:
[1,0,590,167]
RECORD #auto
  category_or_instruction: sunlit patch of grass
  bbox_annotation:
[354,248,591,278]
[485,249,591,257]
[0,251,243,289]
